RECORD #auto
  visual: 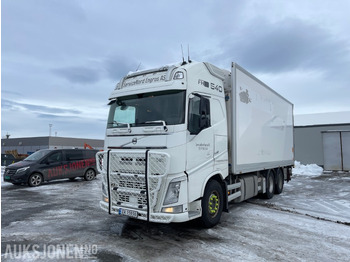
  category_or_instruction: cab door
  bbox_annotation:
[186,93,214,175]
[40,150,64,181]
[64,150,84,178]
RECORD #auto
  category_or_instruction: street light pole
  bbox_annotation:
[49,124,53,137]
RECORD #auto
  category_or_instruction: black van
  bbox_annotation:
[3,149,98,187]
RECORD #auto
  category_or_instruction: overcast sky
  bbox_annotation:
[2,0,350,139]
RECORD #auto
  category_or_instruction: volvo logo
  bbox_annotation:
[132,138,137,144]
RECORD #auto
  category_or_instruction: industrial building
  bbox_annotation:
[1,136,104,155]
[294,111,350,170]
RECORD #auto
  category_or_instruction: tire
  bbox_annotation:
[28,173,43,187]
[84,169,96,181]
[200,179,223,228]
[264,170,275,199]
[274,168,284,194]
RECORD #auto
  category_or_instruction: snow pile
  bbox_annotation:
[292,161,323,177]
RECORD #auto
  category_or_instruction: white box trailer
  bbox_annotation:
[227,63,294,174]
[97,60,294,227]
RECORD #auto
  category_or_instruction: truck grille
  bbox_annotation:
[96,150,169,212]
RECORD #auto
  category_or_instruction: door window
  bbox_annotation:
[65,150,83,161]
[188,94,211,135]
[46,152,62,163]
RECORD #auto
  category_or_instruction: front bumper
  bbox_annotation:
[3,172,29,184]
[99,201,190,223]
[97,150,192,223]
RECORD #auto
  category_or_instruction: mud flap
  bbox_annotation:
[223,180,229,212]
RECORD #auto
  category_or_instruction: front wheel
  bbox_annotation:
[28,173,43,187]
[200,179,223,228]
[84,169,96,181]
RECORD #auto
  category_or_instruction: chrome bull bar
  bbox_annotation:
[96,149,170,222]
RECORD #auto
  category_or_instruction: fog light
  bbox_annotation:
[161,205,183,213]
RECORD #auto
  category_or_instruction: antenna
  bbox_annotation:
[136,62,141,71]
[181,44,187,66]
[188,44,192,63]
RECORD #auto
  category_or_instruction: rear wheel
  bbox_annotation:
[274,168,284,194]
[84,169,96,181]
[264,170,275,199]
[28,173,43,187]
[200,179,223,228]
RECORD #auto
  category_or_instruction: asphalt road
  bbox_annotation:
[1,172,350,261]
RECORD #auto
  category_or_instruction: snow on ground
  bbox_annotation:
[251,161,350,225]
[1,164,350,261]
[292,161,323,177]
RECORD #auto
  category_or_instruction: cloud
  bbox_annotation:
[2,99,81,115]
[104,56,140,81]
[1,90,22,96]
[37,114,62,119]
[52,66,101,84]
[52,56,141,84]
[213,18,350,75]
[2,0,350,139]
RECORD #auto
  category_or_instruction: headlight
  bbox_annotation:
[163,181,181,205]
[16,166,30,174]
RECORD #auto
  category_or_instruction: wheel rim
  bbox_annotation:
[31,174,42,186]
[208,191,220,218]
[86,170,95,180]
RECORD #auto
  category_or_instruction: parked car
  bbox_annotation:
[3,149,98,186]
[1,154,19,166]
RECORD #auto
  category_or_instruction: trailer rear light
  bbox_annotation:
[161,205,183,213]
[173,71,184,80]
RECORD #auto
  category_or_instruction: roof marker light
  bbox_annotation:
[173,71,184,80]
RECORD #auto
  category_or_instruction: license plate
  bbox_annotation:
[4,176,10,180]
[119,208,138,218]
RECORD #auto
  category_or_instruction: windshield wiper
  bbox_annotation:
[145,120,168,132]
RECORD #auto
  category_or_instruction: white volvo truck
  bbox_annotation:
[96,61,294,227]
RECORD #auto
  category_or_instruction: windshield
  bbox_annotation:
[107,90,186,128]
[24,149,51,161]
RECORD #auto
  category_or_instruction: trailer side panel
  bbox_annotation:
[229,63,294,174]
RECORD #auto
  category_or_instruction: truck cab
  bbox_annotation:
[97,62,230,226]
